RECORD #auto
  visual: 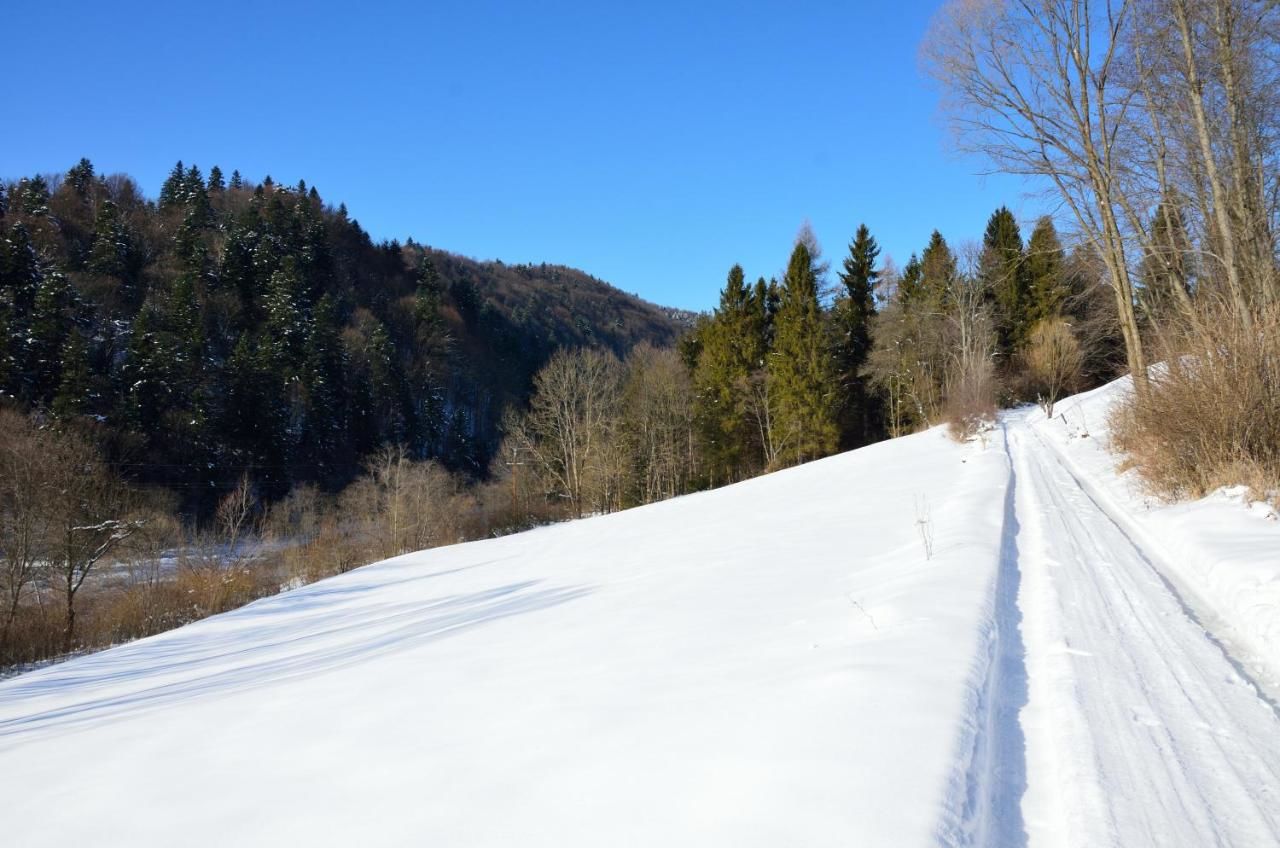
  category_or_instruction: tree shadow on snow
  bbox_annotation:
[0,571,592,745]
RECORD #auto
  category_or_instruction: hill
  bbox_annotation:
[0,160,687,509]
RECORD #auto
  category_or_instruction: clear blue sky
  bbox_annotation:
[3,0,1040,311]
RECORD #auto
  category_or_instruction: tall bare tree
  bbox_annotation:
[511,348,623,517]
[925,0,1150,392]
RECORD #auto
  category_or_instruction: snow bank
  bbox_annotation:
[0,426,1013,846]
[1030,377,1280,691]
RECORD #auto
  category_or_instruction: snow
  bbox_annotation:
[1031,378,1280,695]
[0,426,1013,846]
[1007,407,1280,845]
[2,375,1278,846]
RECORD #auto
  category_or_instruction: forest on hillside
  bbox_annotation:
[0,160,684,512]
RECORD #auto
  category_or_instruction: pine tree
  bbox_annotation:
[301,294,349,481]
[52,329,93,418]
[980,207,1029,354]
[1024,217,1069,327]
[229,170,243,191]
[66,158,96,197]
[207,166,225,194]
[834,224,880,446]
[159,161,185,209]
[12,176,50,217]
[919,230,957,313]
[88,200,143,306]
[897,254,925,305]
[25,271,72,403]
[694,264,767,479]
[768,242,839,465]
[264,261,309,369]
[183,165,212,224]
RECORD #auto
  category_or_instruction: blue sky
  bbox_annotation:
[4,0,1041,310]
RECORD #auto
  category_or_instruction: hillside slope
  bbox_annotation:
[0,421,1011,846]
[0,162,688,506]
[1,377,1278,846]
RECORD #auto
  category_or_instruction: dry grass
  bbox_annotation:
[1111,303,1280,503]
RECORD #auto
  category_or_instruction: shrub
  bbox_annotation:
[1111,303,1280,502]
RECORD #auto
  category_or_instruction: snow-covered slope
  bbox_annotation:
[0,426,1013,847]
[2,377,1278,846]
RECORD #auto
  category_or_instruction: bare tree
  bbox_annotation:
[216,473,257,558]
[925,0,1150,392]
[621,344,699,503]
[0,411,52,657]
[739,370,795,471]
[513,349,623,517]
[43,426,142,653]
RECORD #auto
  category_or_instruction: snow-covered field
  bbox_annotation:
[1,377,1277,846]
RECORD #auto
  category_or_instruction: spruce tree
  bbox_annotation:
[301,294,349,481]
[25,271,72,403]
[897,254,925,306]
[159,161,185,209]
[229,169,243,191]
[1138,201,1193,323]
[66,158,96,197]
[1024,216,1069,327]
[208,166,225,194]
[834,224,880,446]
[694,264,767,479]
[919,230,957,312]
[13,176,50,217]
[981,207,1029,354]
[52,329,93,418]
[768,242,839,465]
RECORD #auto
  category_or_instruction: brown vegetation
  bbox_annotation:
[1112,303,1280,502]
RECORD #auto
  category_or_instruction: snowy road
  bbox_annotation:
[1003,412,1280,847]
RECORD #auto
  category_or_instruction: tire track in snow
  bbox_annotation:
[1009,412,1280,846]
[937,424,1029,847]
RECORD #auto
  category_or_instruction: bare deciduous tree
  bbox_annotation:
[925,0,1150,392]
[511,348,623,517]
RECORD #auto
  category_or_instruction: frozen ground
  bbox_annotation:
[0,377,1277,846]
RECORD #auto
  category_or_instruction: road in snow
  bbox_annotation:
[1005,411,1280,847]
[0,378,1277,846]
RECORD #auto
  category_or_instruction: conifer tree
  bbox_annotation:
[1138,201,1193,323]
[981,207,1029,354]
[834,224,880,445]
[66,158,96,197]
[52,329,93,418]
[301,294,349,481]
[12,176,51,217]
[25,271,72,403]
[208,166,225,194]
[1024,216,1069,327]
[768,242,839,465]
[897,254,925,306]
[159,161,185,209]
[229,170,243,191]
[694,264,766,479]
[919,230,957,313]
